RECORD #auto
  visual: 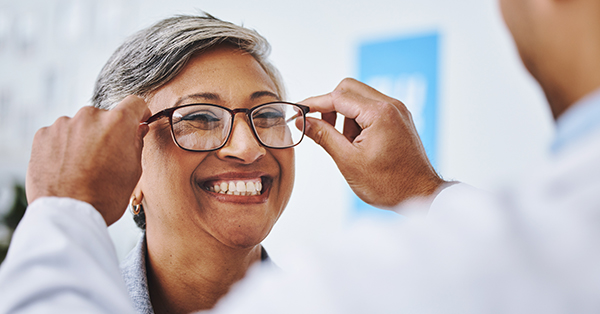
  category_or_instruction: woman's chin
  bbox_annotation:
[219,231,267,249]
[207,221,271,249]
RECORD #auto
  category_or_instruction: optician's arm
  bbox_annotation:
[0,96,149,313]
[0,197,135,314]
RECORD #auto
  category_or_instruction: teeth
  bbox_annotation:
[236,181,246,195]
[208,180,262,196]
[246,182,257,196]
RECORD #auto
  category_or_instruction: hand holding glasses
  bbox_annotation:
[142,102,310,152]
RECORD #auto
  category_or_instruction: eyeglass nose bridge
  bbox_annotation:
[222,107,262,148]
[229,107,252,116]
[228,107,259,127]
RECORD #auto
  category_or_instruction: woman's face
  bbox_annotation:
[139,45,294,249]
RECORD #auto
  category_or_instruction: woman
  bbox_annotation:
[92,14,308,313]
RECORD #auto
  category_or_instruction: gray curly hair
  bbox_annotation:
[92,13,286,109]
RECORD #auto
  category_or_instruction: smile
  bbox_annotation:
[203,178,264,196]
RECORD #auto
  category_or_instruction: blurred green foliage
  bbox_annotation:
[0,183,28,264]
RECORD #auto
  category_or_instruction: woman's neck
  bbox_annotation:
[145,229,263,314]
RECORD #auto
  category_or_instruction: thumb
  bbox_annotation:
[135,124,149,151]
[304,116,355,162]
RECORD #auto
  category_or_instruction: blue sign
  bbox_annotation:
[352,32,440,217]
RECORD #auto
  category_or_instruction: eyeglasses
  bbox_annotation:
[143,102,310,152]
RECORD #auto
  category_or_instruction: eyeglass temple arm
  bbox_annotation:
[284,105,311,124]
[299,104,310,114]
[140,110,172,125]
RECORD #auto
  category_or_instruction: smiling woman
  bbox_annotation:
[92,14,306,314]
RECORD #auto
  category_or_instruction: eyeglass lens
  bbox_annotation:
[170,103,305,151]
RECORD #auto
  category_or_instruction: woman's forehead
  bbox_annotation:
[147,46,278,112]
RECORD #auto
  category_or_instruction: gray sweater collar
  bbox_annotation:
[120,232,275,314]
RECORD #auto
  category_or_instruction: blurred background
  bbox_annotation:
[0,0,553,267]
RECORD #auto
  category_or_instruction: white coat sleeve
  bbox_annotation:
[0,197,135,314]
[427,182,490,219]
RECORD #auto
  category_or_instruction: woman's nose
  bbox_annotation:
[216,116,266,164]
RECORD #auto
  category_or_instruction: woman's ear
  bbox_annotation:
[131,181,144,206]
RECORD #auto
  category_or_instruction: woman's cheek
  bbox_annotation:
[277,149,295,206]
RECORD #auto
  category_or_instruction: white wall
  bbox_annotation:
[0,0,553,267]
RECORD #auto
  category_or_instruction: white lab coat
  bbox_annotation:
[1,94,600,313]
[209,130,600,313]
[0,198,135,314]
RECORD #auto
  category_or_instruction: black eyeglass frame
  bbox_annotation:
[142,101,311,152]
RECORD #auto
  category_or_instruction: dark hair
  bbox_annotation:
[132,207,146,229]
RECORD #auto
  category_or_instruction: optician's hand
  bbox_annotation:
[26,96,151,226]
[300,78,445,208]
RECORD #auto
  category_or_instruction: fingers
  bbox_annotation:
[25,95,150,225]
[110,96,151,149]
[300,78,407,130]
[298,78,444,207]
[304,116,355,163]
[343,117,362,142]
[300,78,396,114]
[112,95,151,123]
[299,78,399,163]
[335,78,407,115]
[137,124,150,140]
[321,112,337,127]
[26,127,49,204]
[336,78,397,103]
[301,91,361,121]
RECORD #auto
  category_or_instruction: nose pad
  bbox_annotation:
[216,116,266,163]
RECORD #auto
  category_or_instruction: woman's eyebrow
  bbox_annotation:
[250,91,280,101]
[172,91,279,108]
[173,93,221,107]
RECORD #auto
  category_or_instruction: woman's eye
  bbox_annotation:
[253,109,285,127]
[177,111,223,130]
[182,112,219,122]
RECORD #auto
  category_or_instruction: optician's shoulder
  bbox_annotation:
[429,105,600,220]
[516,124,600,215]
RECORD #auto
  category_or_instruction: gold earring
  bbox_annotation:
[131,196,143,215]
